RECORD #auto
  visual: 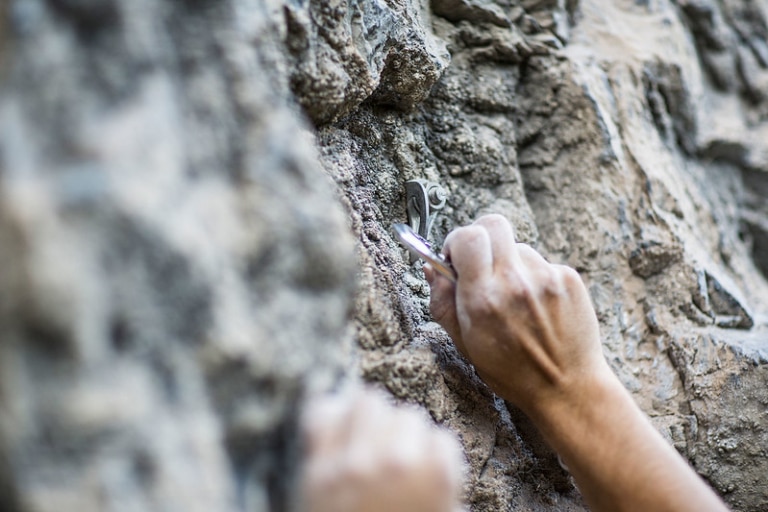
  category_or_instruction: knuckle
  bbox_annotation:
[516,242,536,255]
[465,285,504,318]
[516,243,537,259]
[557,265,584,289]
[510,282,534,304]
[517,243,548,267]
[509,274,556,312]
[466,291,496,318]
[539,267,564,295]
[474,213,508,227]
[475,274,536,312]
[497,273,534,304]
[445,225,485,249]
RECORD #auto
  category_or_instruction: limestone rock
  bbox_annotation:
[1,0,768,511]
[0,1,356,510]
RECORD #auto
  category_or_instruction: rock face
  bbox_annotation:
[0,0,767,511]
[0,2,357,510]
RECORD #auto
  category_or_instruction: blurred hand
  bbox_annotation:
[301,388,464,512]
[425,214,609,416]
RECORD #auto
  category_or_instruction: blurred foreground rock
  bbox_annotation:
[0,0,767,511]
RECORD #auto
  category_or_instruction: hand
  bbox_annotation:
[301,388,464,512]
[427,215,731,512]
[425,214,610,417]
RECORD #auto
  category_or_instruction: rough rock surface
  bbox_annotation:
[1,0,767,512]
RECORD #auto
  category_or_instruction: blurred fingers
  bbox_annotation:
[303,387,465,512]
[344,391,395,475]
[303,392,355,456]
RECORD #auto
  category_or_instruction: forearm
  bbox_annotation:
[527,366,729,512]
[428,215,730,511]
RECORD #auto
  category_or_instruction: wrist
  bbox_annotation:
[521,362,630,454]
[515,362,731,512]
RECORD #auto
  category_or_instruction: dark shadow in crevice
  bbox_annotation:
[741,168,768,281]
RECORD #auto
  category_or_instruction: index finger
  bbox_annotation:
[443,225,493,284]
[472,214,524,273]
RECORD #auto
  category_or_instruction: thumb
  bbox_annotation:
[425,264,467,357]
[424,263,436,285]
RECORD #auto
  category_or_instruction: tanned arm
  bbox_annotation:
[426,214,729,512]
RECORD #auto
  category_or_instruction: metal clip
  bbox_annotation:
[405,179,447,262]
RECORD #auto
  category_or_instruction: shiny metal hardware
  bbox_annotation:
[405,179,447,250]
[393,223,457,283]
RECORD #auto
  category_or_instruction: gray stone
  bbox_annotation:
[1,0,768,511]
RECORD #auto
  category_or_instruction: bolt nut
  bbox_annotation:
[428,185,447,207]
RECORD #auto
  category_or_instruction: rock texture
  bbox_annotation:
[0,1,357,510]
[0,0,767,511]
